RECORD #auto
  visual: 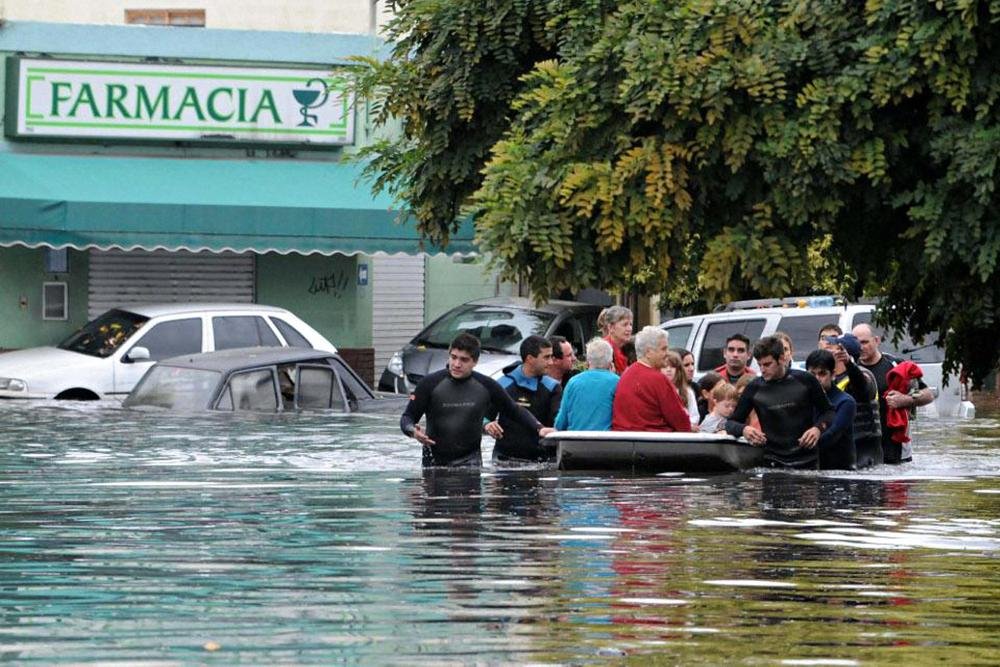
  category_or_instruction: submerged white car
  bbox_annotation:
[0,303,336,400]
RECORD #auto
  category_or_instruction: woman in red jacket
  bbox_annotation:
[600,305,633,375]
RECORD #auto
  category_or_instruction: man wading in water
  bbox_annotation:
[725,336,835,469]
[400,333,554,467]
[851,323,934,464]
[487,335,563,463]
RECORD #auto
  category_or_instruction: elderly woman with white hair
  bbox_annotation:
[611,326,693,432]
[600,305,633,375]
[554,337,620,431]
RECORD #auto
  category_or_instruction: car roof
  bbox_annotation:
[663,303,873,326]
[111,303,288,318]
[463,296,603,314]
[157,346,337,372]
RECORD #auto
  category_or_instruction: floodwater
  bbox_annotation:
[1,402,998,664]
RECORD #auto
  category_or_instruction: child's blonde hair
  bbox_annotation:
[711,381,738,404]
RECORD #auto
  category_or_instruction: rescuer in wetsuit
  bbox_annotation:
[400,332,555,467]
[725,336,835,469]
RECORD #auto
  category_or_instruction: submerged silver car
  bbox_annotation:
[126,346,407,413]
[378,297,603,393]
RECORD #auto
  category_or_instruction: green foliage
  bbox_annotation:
[357,0,1000,386]
[350,0,577,248]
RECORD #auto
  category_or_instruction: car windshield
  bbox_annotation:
[417,305,556,353]
[124,365,221,411]
[58,309,150,358]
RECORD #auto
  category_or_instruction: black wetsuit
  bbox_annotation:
[400,369,542,467]
[726,368,835,469]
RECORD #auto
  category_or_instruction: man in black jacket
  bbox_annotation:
[820,332,883,468]
[488,335,563,463]
[546,335,579,388]
[852,323,934,463]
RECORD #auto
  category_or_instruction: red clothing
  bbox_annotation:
[612,362,693,432]
[714,362,756,383]
[886,361,923,444]
[605,335,629,375]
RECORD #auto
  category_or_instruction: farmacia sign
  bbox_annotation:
[4,58,354,145]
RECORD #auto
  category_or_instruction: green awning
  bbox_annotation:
[0,152,476,255]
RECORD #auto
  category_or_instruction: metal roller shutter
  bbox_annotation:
[372,255,425,377]
[88,249,255,318]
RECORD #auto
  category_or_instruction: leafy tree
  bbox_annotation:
[356,0,1000,386]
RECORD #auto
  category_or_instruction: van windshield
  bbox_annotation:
[416,305,555,354]
[851,312,946,363]
[58,309,150,358]
[775,314,840,362]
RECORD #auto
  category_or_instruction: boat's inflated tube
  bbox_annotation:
[547,431,764,473]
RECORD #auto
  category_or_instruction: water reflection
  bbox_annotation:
[0,401,997,662]
[408,468,484,604]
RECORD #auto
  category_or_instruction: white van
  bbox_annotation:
[660,297,974,419]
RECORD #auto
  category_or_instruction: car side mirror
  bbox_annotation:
[123,346,151,363]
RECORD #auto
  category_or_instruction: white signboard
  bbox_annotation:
[6,58,355,145]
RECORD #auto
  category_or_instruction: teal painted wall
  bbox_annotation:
[0,247,89,349]
[256,253,371,347]
[424,255,515,325]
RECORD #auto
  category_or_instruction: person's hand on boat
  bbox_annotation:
[743,425,766,446]
[538,427,555,438]
[484,420,503,439]
[412,425,436,446]
[798,426,821,449]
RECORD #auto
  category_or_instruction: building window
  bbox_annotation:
[42,282,68,321]
[43,248,69,274]
[125,9,206,27]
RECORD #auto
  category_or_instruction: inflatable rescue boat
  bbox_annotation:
[546,430,765,473]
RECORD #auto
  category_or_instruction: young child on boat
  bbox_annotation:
[699,382,738,433]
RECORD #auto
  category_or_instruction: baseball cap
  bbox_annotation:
[834,333,861,361]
